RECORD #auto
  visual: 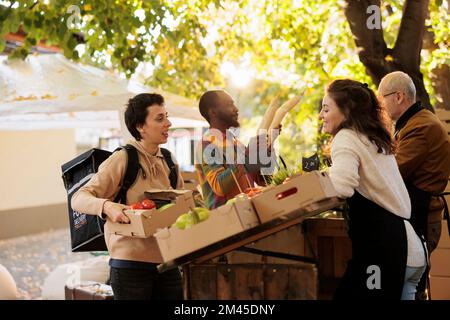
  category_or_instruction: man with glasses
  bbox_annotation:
[378,71,450,299]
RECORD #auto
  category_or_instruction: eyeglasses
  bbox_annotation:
[382,91,398,98]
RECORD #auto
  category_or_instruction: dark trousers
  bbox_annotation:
[110,266,183,300]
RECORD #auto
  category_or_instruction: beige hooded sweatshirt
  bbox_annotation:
[71,140,184,263]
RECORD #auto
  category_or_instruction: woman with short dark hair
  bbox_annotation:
[72,93,184,300]
[319,79,426,300]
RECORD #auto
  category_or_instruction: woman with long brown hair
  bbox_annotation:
[319,79,426,300]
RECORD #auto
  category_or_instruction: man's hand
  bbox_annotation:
[103,201,131,223]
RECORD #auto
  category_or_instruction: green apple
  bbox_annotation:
[193,207,210,221]
[158,203,175,211]
[173,213,191,230]
[226,198,236,206]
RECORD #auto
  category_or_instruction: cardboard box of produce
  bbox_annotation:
[429,276,450,300]
[155,196,259,262]
[251,171,339,224]
[108,189,194,238]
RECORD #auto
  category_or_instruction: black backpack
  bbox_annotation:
[61,144,177,252]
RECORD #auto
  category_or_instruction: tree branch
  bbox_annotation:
[29,1,39,10]
[343,0,390,84]
[392,0,432,111]
[393,0,429,71]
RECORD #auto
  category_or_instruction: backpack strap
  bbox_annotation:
[113,144,140,204]
[113,145,178,204]
[160,147,178,189]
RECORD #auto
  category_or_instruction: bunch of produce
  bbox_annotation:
[130,200,177,212]
[257,92,305,145]
[224,186,264,206]
[257,95,280,132]
[172,207,210,230]
[269,165,303,186]
[269,95,303,131]
[130,199,156,210]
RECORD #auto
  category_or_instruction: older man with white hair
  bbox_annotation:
[378,71,450,299]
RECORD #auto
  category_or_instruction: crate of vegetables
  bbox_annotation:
[251,171,340,224]
[155,195,260,263]
[108,189,195,238]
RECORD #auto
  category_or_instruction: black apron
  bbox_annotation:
[405,182,431,241]
[334,191,407,300]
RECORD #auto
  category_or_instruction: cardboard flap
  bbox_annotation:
[124,209,154,218]
[144,189,191,201]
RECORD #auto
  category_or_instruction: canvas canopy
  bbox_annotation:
[0,54,207,130]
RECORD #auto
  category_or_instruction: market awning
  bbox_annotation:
[0,53,207,130]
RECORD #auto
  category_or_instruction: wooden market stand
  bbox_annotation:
[157,197,350,300]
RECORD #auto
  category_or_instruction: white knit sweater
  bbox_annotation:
[329,129,425,267]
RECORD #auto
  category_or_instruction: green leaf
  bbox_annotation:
[25,37,37,46]
[57,24,67,41]
[113,48,123,59]
[67,36,78,50]
[34,14,43,29]
[9,14,21,33]
[23,17,33,32]
[0,39,5,53]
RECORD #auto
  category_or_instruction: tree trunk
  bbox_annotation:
[343,0,433,112]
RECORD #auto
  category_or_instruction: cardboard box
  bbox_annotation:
[108,189,194,238]
[251,171,339,224]
[155,197,259,262]
[429,276,450,300]
[437,221,450,249]
[430,248,450,277]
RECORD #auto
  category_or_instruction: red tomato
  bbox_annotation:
[131,202,144,210]
[244,187,262,198]
[141,199,156,210]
